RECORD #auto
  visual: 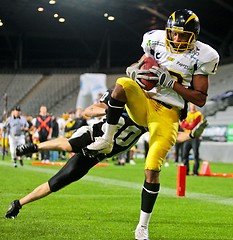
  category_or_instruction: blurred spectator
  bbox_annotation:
[0,119,9,158]
[115,152,127,166]
[65,110,77,139]
[180,103,204,176]
[174,125,184,165]
[3,106,29,167]
[34,105,52,161]
[57,112,68,160]
[24,115,34,159]
[65,108,87,157]
[50,114,59,161]
[75,107,88,129]
[141,132,149,159]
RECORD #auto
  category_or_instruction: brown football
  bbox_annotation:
[139,57,159,91]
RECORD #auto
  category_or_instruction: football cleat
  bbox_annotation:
[84,137,113,154]
[16,143,38,156]
[135,225,149,240]
[5,200,22,219]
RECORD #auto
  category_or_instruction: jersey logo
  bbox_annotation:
[147,40,151,47]
[155,52,162,59]
[166,56,175,62]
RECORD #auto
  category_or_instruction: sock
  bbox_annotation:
[138,181,160,227]
[106,97,125,124]
[102,124,118,141]
[102,97,125,141]
[138,210,152,228]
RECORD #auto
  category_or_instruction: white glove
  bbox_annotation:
[150,66,175,88]
[190,119,208,138]
[126,60,158,82]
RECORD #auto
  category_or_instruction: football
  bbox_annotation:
[139,57,159,91]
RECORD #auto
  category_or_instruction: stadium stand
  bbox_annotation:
[0,72,120,119]
[0,63,232,163]
[0,74,43,117]
[197,63,233,163]
[18,73,81,117]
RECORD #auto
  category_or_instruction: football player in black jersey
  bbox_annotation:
[5,90,207,221]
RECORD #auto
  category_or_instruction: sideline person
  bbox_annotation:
[3,106,29,167]
[180,103,204,175]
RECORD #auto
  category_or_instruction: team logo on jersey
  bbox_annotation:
[147,40,151,46]
[155,52,162,59]
[176,61,192,70]
[166,56,175,62]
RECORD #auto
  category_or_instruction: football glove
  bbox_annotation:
[190,119,208,138]
[150,66,175,88]
[126,60,158,82]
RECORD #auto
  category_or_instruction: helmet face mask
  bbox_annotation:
[165,9,200,53]
[166,28,196,53]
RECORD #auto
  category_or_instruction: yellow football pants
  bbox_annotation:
[116,77,180,171]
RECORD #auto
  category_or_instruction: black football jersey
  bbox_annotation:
[93,90,147,159]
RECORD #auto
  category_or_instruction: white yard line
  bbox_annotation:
[1,161,233,206]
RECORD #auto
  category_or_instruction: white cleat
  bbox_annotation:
[86,137,113,154]
[135,225,149,240]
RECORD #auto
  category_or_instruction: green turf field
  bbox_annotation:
[0,156,233,240]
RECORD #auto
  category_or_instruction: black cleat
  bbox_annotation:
[16,143,38,156]
[5,200,22,219]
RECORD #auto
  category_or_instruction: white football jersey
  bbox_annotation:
[141,30,219,108]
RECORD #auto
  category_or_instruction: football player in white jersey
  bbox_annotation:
[85,9,219,240]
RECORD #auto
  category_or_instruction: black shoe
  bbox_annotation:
[5,200,22,219]
[16,143,38,156]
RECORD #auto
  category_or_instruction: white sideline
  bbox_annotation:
[1,161,233,206]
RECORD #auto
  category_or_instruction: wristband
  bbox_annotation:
[189,132,195,139]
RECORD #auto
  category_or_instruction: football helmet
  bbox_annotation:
[166,9,200,53]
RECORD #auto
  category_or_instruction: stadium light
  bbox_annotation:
[38,7,44,12]
[49,0,56,4]
[59,18,65,23]
[108,16,115,21]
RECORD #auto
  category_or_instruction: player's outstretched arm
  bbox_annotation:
[82,102,107,118]
[176,119,208,143]
[189,119,208,139]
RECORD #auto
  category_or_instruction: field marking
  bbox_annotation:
[1,161,233,206]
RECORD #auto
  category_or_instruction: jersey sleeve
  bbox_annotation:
[141,30,157,57]
[141,30,165,58]
[194,43,220,76]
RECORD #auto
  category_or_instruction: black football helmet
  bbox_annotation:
[166,9,200,53]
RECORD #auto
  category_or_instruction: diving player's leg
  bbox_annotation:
[5,153,99,219]
[16,138,72,156]
[16,125,92,157]
[48,153,99,192]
